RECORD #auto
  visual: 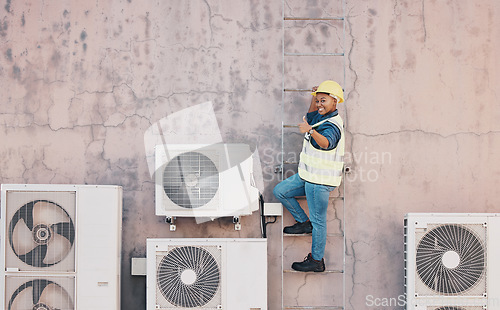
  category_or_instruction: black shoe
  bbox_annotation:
[283,220,313,234]
[291,253,325,272]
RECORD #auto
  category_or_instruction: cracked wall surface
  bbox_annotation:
[344,0,500,309]
[1,0,500,309]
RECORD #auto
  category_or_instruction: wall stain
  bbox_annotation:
[51,51,61,66]
[12,65,21,80]
[4,0,11,13]
[80,30,87,41]
[0,19,8,37]
[5,48,12,62]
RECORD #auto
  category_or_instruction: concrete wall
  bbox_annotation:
[1,0,499,309]
[345,1,500,309]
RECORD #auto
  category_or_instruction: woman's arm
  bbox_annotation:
[308,86,318,113]
[298,116,330,149]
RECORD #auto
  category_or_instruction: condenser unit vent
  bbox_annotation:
[155,144,259,219]
[405,213,500,309]
[6,276,75,310]
[156,245,222,308]
[147,238,267,310]
[162,151,220,209]
[416,224,486,295]
[8,199,76,269]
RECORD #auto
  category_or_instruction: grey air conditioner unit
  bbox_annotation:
[147,238,267,310]
[0,184,122,310]
[154,144,259,219]
[404,213,500,309]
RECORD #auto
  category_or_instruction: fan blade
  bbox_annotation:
[17,202,35,230]
[8,285,34,310]
[51,222,75,244]
[19,245,48,267]
[32,280,48,305]
[39,283,74,310]
[43,233,72,265]
[11,218,38,256]
[33,201,70,227]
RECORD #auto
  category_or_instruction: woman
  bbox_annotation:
[273,80,345,272]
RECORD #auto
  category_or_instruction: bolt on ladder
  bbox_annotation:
[279,0,347,309]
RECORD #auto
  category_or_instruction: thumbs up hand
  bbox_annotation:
[299,116,313,134]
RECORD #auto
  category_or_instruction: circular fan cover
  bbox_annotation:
[8,279,74,310]
[157,246,220,307]
[163,151,219,209]
[8,200,75,267]
[416,224,485,294]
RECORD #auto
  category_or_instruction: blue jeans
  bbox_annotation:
[273,173,335,261]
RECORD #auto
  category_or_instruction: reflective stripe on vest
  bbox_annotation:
[298,114,345,186]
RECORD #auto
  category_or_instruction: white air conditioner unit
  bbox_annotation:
[147,238,267,310]
[0,184,122,310]
[404,213,500,309]
[154,144,259,219]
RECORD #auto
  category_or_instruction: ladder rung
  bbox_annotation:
[284,307,343,310]
[284,17,344,21]
[284,269,343,274]
[283,124,298,128]
[284,233,343,237]
[285,52,344,56]
[284,88,310,92]
[283,195,344,201]
[283,161,298,165]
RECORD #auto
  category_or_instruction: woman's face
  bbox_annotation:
[315,93,337,115]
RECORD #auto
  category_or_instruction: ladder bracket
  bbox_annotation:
[165,217,176,231]
[233,216,241,230]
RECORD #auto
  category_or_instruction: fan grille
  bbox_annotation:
[163,152,219,209]
[8,200,75,268]
[416,224,485,295]
[156,246,221,308]
[7,278,74,310]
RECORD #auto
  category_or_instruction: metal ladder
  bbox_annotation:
[280,0,346,309]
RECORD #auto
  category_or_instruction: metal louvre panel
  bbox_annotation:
[147,238,267,310]
[162,151,220,209]
[159,147,221,211]
[155,245,222,309]
[4,191,76,273]
[5,275,75,310]
[414,223,487,297]
[155,144,259,218]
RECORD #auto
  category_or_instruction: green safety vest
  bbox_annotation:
[298,114,345,186]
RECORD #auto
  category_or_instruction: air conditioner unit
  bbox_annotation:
[404,213,500,309]
[0,184,122,310]
[154,144,259,219]
[147,238,267,310]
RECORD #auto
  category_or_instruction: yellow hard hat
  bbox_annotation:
[311,80,344,103]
